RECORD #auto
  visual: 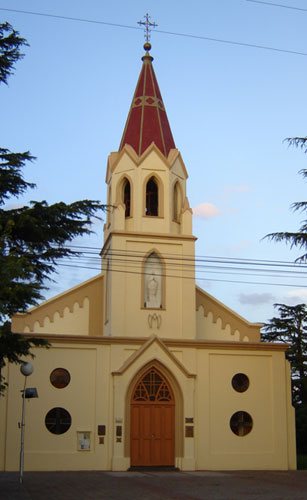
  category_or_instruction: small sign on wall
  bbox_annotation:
[77,432,91,451]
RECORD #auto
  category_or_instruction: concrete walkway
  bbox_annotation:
[1,470,307,500]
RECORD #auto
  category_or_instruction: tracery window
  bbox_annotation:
[144,252,162,308]
[230,411,253,437]
[45,407,72,435]
[132,368,174,403]
[232,373,249,393]
[146,177,158,216]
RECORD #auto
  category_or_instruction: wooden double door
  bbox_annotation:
[130,368,175,466]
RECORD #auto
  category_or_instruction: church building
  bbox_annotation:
[0,41,296,471]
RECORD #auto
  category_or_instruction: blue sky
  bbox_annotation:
[2,0,307,323]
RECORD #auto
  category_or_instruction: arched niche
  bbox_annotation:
[142,251,165,309]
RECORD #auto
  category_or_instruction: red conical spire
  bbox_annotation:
[119,43,176,157]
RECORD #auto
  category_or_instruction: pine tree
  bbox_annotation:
[0,23,106,393]
[262,303,307,452]
[266,138,307,262]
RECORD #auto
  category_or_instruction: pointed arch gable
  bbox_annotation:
[106,144,181,183]
[112,334,196,379]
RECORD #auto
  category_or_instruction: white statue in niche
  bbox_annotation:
[146,273,160,308]
[144,254,162,309]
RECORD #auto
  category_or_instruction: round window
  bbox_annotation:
[50,368,70,389]
[45,407,72,435]
[231,373,249,393]
[230,411,253,437]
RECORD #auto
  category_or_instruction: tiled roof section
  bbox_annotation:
[119,48,175,157]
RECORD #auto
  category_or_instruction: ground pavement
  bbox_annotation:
[1,470,307,500]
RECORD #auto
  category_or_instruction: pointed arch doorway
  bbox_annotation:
[130,367,175,466]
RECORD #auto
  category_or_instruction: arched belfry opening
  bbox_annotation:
[123,178,131,217]
[146,177,158,216]
[130,367,175,466]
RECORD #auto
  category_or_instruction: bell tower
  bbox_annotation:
[101,42,196,339]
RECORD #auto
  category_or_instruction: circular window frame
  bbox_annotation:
[231,373,249,393]
[50,368,71,389]
[230,411,253,437]
[45,407,72,435]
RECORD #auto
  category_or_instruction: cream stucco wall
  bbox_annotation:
[1,337,296,472]
[197,307,240,341]
[12,274,104,337]
[195,349,295,470]
[101,144,196,340]
[3,344,111,471]
[103,233,196,339]
[24,299,89,335]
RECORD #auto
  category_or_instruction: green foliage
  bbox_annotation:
[0,22,107,393]
[286,137,307,153]
[262,303,307,405]
[0,322,50,394]
[264,138,307,452]
[262,303,307,452]
[0,22,28,85]
[265,138,307,262]
[297,454,307,470]
[0,188,103,321]
[0,149,35,202]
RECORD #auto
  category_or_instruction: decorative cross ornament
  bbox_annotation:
[138,13,158,43]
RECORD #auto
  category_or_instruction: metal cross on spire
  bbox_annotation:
[137,13,158,43]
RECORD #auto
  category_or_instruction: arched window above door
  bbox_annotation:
[146,177,158,216]
[132,368,174,403]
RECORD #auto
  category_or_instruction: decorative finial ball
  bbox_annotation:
[144,42,151,52]
[20,362,34,377]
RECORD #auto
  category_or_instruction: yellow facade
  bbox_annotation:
[1,44,296,472]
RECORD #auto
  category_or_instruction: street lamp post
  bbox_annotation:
[19,362,38,484]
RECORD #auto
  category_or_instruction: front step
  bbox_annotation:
[128,466,180,472]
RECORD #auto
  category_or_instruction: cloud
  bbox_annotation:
[193,185,253,220]
[283,289,307,305]
[223,185,252,196]
[193,202,221,219]
[238,293,275,305]
[228,240,253,251]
